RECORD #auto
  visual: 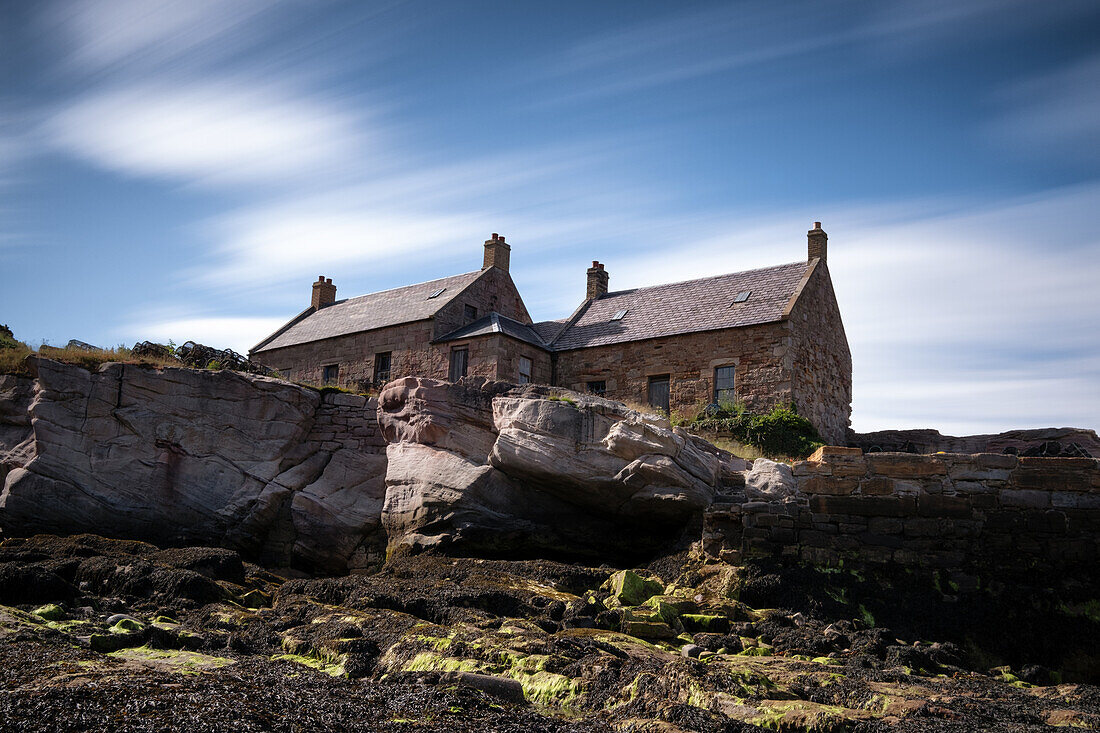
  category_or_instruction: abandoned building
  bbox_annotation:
[250,225,852,443]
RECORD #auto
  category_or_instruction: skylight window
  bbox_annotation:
[731,291,751,304]
[611,309,628,321]
[427,287,446,299]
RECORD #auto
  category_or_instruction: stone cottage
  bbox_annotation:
[250,225,851,443]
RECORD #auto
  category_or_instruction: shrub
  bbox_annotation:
[691,403,823,460]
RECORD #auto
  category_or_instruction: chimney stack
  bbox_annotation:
[483,232,510,272]
[311,275,337,309]
[586,261,609,299]
[807,222,827,262]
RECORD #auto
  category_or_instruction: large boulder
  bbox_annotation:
[378,377,745,563]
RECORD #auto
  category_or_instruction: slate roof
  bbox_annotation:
[253,270,484,352]
[435,312,546,347]
[547,261,811,351]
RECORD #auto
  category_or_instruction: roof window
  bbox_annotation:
[611,309,628,321]
[427,287,446,299]
[731,290,751,305]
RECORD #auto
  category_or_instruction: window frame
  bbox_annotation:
[517,356,532,385]
[714,365,736,405]
[373,351,392,385]
[586,380,606,396]
[322,364,339,385]
[449,346,468,382]
[464,304,478,322]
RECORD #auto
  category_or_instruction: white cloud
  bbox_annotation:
[44,81,379,188]
[115,315,287,355]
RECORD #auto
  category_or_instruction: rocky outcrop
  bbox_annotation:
[1,361,747,570]
[378,377,748,563]
[850,426,1100,457]
[0,358,387,574]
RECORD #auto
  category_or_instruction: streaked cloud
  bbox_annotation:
[43,0,276,74]
[990,53,1100,162]
[43,81,380,188]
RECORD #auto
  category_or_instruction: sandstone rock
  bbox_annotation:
[0,358,387,574]
[745,458,796,499]
[380,378,726,563]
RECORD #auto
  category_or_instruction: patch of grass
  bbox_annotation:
[547,392,577,405]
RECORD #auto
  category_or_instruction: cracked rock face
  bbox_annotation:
[379,377,748,563]
[0,358,386,574]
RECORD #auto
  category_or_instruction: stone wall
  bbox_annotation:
[788,262,852,445]
[703,447,1100,586]
[553,321,794,417]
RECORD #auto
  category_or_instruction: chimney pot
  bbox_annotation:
[483,232,511,271]
[311,275,337,309]
[587,260,609,299]
[807,222,828,263]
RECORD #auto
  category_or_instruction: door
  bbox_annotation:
[648,375,670,415]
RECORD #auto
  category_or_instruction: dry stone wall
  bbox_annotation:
[703,446,1100,587]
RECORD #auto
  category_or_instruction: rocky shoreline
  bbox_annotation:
[2,533,1098,732]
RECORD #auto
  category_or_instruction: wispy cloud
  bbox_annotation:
[43,81,382,188]
[43,0,276,74]
[989,52,1100,162]
[541,0,1098,103]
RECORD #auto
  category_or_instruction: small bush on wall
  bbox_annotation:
[692,403,823,460]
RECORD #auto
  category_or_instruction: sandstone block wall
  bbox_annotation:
[553,322,795,417]
[788,262,852,444]
[703,447,1100,587]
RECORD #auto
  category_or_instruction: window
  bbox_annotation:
[464,304,478,322]
[731,290,751,304]
[586,380,606,396]
[428,287,446,299]
[714,365,735,405]
[449,347,468,382]
[647,375,670,415]
[612,309,628,321]
[373,352,392,385]
[518,356,532,385]
[322,364,339,385]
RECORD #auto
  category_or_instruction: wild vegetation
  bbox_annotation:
[683,401,824,461]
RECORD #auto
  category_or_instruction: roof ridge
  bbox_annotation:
[602,260,806,298]
[337,269,482,304]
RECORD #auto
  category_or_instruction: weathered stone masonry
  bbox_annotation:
[703,446,1100,587]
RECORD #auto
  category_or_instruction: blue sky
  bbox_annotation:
[1,0,1098,434]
